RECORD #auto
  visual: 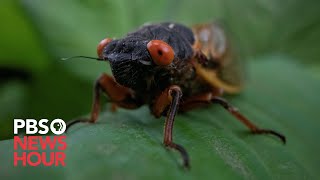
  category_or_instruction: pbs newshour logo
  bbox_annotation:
[13,119,67,167]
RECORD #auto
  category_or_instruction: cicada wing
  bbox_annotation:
[192,22,245,94]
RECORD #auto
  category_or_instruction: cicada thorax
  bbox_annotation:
[191,22,245,94]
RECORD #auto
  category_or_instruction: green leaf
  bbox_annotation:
[1,57,319,179]
[1,0,319,179]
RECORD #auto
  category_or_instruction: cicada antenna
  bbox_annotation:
[61,56,105,61]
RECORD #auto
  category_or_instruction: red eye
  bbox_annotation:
[147,40,174,66]
[97,38,112,59]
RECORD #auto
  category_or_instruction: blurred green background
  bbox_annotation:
[0,0,320,179]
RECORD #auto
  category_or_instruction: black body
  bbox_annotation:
[101,23,210,102]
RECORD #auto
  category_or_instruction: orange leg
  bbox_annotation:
[152,85,190,169]
[179,92,286,144]
[211,97,286,143]
[66,73,141,130]
[179,89,223,112]
[179,93,213,112]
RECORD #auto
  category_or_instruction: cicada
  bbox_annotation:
[65,22,286,168]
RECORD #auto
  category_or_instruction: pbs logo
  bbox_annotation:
[50,119,66,135]
[14,119,66,135]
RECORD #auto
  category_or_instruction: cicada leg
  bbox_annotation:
[153,85,190,169]
[180,92,286,144]
[66,73,141,131]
